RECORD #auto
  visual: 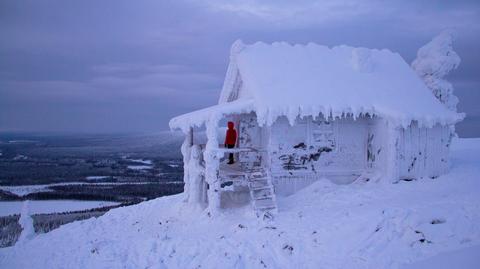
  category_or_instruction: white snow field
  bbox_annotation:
[1,138,479,269]
[0,182,171,197]
[0,200,119,217]
[127,165,153,170]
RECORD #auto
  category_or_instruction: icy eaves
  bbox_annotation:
[169,99,256,132]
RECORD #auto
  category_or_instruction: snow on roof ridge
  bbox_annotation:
[219,40,401,104]
[230,39,246,57]
[241,40,397,55]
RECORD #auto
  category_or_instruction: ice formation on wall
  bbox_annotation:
[412,30,461,112]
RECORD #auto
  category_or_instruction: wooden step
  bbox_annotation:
[245,167,278,219]
[254,195,275,201]
[249,182,270,189]
[253,198,276,207]
[252,189,273,197]
[255,205,277,211]
[248,177,268,182]
[250,186,272,191]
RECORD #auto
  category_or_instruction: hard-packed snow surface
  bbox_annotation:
[400,245,480,269]
[1,138,479,269]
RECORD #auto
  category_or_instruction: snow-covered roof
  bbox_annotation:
[170,41,463,131]
[169,99,255,132]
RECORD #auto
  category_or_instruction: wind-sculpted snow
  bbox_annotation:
[1,139,479,269]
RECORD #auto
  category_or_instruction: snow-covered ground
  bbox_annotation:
[128,159,153,165]
[400,244,480,269]
[125,158,154,170]
[85,176,110,181]
[126,158,154,170]
[0,200,119,217]
[0,182,177,197]
[1,185,51,196]
[0,138,479,269]
[127,165,153,170]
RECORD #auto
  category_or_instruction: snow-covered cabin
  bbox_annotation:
[170,38,463,218]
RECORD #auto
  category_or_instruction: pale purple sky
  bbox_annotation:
[1,0,479,136]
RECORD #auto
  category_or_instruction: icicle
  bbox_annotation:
[181,128,193,203]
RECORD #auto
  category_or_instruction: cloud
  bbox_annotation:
[0,62,221,132]
[201,0,370,23]
[1,62,222,103]
[91,63,188,75]
[199,0,480,34]
[0,0,479,133]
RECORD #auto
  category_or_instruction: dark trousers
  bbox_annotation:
[226,144,235,163]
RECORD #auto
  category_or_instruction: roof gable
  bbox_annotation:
[218,40,462,127]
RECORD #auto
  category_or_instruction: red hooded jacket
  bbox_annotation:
[224,121,237,146]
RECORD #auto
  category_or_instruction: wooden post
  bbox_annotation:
[386,123,401,183]
[189,127,194,146]
[181,128,193,202]
[204,117,221,214]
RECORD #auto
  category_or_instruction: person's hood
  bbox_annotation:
[227,121,234,129]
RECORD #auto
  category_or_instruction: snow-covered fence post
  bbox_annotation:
[204,117,222,214]
[181,127,193,202]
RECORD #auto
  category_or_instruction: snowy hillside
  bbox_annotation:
[1,138,479,269]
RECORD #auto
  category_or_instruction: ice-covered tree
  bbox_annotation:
[411,30,461,111]
[18,200,35,243]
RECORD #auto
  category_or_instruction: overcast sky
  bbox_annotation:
[0,0,479,136]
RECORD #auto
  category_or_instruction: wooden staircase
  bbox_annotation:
[246,168,277,220]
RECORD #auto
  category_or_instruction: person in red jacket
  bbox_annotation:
[224,121,237,164]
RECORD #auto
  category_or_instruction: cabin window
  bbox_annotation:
[310,120,336,149]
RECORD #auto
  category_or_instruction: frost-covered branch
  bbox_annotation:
[412,30,461,111]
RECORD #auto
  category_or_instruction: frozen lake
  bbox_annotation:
[0,200,119,217]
